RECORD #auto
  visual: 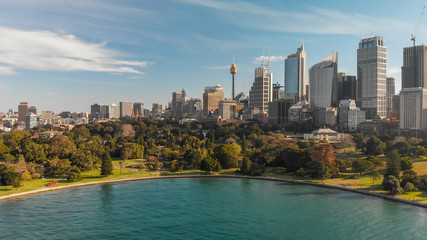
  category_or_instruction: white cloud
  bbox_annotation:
[254,55,285,63]
[0,26,153,74]
[0,65,17,75]
[176,0,412,36]
[202,65,230,70]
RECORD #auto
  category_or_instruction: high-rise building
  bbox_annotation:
[338,72,357,101]
[249,65,273,116]
[119,101,133,119]
[90,103,102,120]
[309,52,338,108]
[133,102,144,118]
[386,77,396,115]
[109,104,120,119]
[399,87,427,130]
[25,112,37,130]
[284,44,306,102]
[386,77,395,96]
[28,106,37,115]
[203,85,224,117]
[18,102,28,122]
[152,103,163,116]
[401,45,427,88]
[357,36,387,119]
[172,90,184,118]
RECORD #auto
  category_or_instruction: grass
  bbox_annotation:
[3,153,427,205]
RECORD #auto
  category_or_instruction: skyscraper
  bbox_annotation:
[90,103,102,120]
[119,101,133,119]
[172,90,184,118]
[399,87,427,130]
[249,65,273,116]
[401,45,427,88]
[357,36,387,119]
[309,52,338,108]
[203,85,224,117]
[18,102,28,122]
[386,77,395,96]
[386,77,396,114]
[284,44,306,102]
[133,102,144,118]
[337,72,357,101]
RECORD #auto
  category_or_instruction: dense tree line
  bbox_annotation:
[1,118,427,193]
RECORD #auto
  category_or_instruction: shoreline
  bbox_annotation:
[1,174,426,209]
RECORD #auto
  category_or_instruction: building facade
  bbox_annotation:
[18,102,28,122]
[338,73,357,101]
[338,99,365,132]
[133,102,144,118]
[119,101,133,119]
[203,85,224,117]
[309,52,338,108]
[357,36,387,119]
[402,45,427,88]
[399,87,427,130]
[219,99,237,120]
[249,65,273,117]
[25,112,37,130]
[284,44,307,102]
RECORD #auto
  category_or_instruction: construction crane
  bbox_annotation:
[411,6,425,46]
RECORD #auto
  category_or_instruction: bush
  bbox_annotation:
[67,167,82,182]
[382,175,404,195]
[403,182,418,192]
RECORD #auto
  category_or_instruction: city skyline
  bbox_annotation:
[0,0,426,113]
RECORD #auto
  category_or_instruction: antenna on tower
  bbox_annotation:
[267,48,270,69]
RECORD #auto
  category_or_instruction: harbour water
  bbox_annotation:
[1,178,427,239]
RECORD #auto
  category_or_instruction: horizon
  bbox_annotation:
[0,0,426,113]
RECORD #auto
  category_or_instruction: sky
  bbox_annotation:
[0,0,426,113]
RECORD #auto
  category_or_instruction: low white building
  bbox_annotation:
[304,128,342,140]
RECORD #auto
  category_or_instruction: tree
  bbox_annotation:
[44,158,71,177]
[213,143,241,169]
[310,144,336,165]
[170,160,181,172]
[67,166,82,182]
[382,175,404,195]
[386,150,401,178]
[401,170,419,186]
[352,133,365,150]
[200,156,221,172]
[365,137,385,156]
[0,164,22,187]
[101,152,114,176]
[366,156,383,167]
[352,159,375,175]
[403,182,418,192]
[240,157,251,175]
[400,157,413,171]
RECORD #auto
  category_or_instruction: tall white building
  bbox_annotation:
[400,88,427,130]
[309,52,338,108]
[249,65,273,117]
[357,36,387,119]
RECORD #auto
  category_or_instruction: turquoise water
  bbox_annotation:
[1,178,427,240]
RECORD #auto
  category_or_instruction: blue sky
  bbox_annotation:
[0,0,425,113]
